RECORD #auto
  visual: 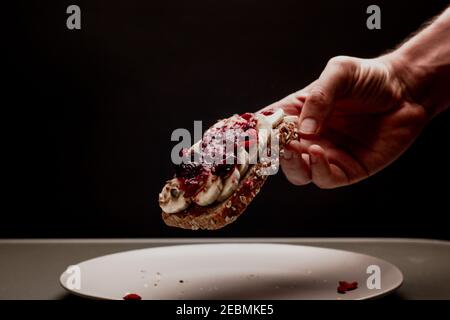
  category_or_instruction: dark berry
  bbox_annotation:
[175,162,204,179]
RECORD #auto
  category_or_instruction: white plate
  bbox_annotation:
[60,243,403,300]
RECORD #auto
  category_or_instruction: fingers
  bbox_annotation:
[281,141,352,188]
[308,144,349,188]
[280,140,311,185]
[298,56,355,135]
[259,91,307,116]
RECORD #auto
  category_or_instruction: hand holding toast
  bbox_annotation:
[270,6,450,189]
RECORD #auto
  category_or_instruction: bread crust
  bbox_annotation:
[162,163,268,230]
[161,120,297,230]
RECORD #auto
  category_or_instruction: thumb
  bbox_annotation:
[298,56,355,135]
[259,91,307,116]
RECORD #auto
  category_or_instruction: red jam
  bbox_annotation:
[337,281,358,294]
[239,112,253,121]
[178,167,210,198]
[243,178,254,189]
[236,113,257,131]
[175,113,258,197]
[261,110,274,116]
[238,128,257,150]
[123,293,142,300]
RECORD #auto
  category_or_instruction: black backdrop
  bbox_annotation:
[3,0,450,238]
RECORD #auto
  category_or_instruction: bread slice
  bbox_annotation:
[161,120,298,230]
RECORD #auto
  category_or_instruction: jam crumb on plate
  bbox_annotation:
[123,293,142,300]
[337,281,358,294]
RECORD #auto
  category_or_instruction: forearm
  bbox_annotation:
[388,6,450,117]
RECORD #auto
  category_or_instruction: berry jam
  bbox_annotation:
[337,281,358,294]
[239,112,253,121]
[178,167,210,198]
[175,162,204,179]
[238,128,257,151]
[123,293,142,300]
[175,113,257,198]
[237,113,257,131]
[243,178,254,189]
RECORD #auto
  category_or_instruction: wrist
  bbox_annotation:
[384,7,450,117]
[384,48,449,118]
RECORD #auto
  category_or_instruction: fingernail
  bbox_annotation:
[283,149,293,160]
[300,118,318,134]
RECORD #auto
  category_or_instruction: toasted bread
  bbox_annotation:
[161,120,297,230]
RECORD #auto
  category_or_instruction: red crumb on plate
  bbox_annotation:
[337,281,358,294]
[123,293,142,300]
[261,110,274,116]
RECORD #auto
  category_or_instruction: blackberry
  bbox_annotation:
[175,162,204,179]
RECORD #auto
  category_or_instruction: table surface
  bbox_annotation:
[0,238,449,300]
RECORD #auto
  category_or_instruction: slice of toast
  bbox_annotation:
[161,120,298,230]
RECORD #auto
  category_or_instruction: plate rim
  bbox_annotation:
[59,242,404,300]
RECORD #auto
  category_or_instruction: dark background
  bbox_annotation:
[3,0,449,238]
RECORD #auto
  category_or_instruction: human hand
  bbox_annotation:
[262,55,429,188]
